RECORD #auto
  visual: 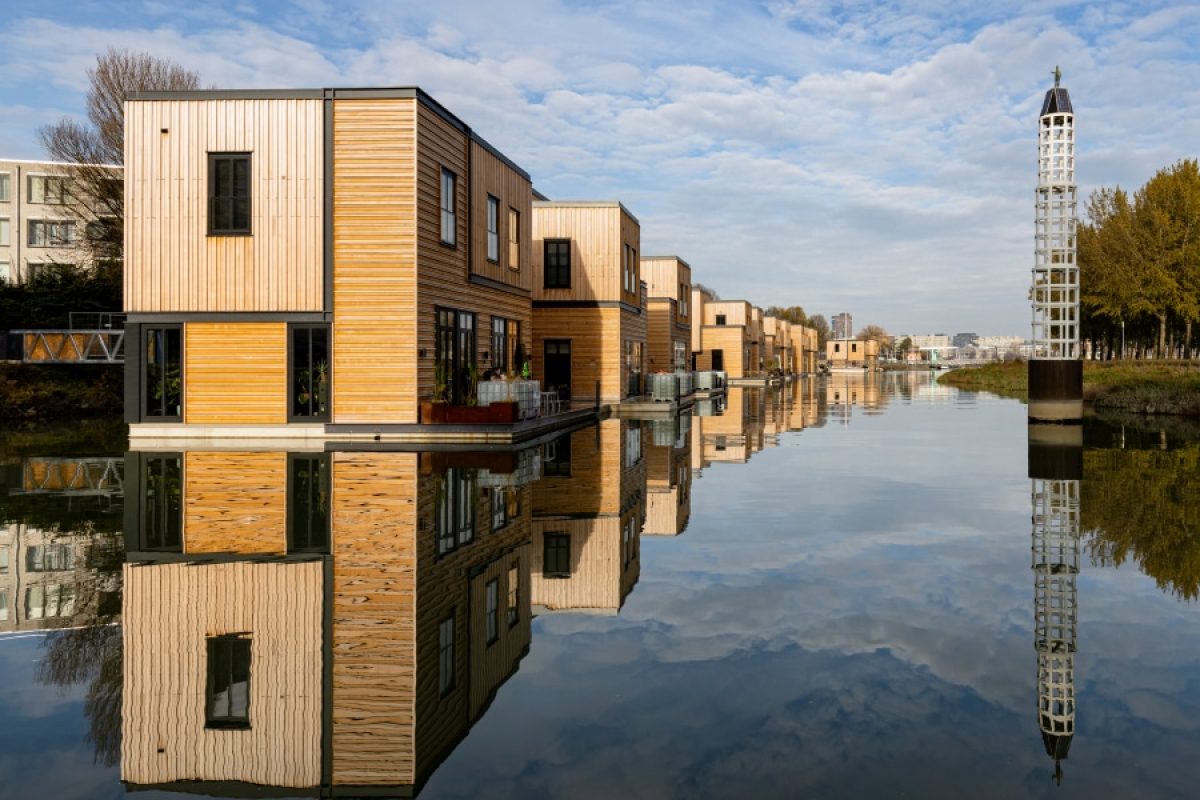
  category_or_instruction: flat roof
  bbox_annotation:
[129,87,529,181]
[532,200,639,226]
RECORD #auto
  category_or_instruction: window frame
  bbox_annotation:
[543,239,571,289]
[0,217,9,247]
[438,611,456,696]
[485,578,500,645]
[543,532,571,578]
[141,454,184,552]
[142,325,184,422]
[0,172,10,203]
[486,194,500,262]
[288,453,331,554]
[507,207,520,270]
[27,218,75,247]
[27,174,69,205]
[207,152,252,236]
[288,323,332,422]
[440,168,457,247]
[507,564,519,627]
[715,314,726,326]
[206,635,252,730]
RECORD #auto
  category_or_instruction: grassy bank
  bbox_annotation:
[0,363,124,421]
[939,360,1200,416]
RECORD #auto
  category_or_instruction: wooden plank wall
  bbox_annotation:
[640,257,690,331]
[529,518,622,611]
[124,99,324,312]
[184,322,287,424]
[183,451,287,554]
[330,451,420,787]
[532,419,620,516]
[704,300,749,326]
[619,305,648,399]
[470,141,532,291]
[532,204,621,303]
[645,298,675,372]
[700,326,747,378]
[467,541,531,719]
[532,306,623,404]
[619,207,641,309]
[331,98,420,423]
[121,560,323,788]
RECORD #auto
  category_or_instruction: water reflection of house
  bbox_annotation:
[693,387,764,464]
[787,378,820,431]
[121,448,533,796]
[0,523,113,633]
[531,418,645,613]
[825,371,883,417]
[642,416,692,536]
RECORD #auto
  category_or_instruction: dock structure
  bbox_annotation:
[1029,67,1082,422]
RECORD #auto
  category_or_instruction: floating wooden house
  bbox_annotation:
[826,337,879,370]
[643,415,692,536]
[640,255,693,377]
[694,299,756,378]
[122,88,535,438]
[121,448,533,796]
[531,201,646,405]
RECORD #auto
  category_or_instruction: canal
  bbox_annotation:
[2,372,1199,799]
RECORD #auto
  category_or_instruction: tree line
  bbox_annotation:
[1079,158,1200,359]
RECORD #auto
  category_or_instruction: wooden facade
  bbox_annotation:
[643,416,692,536]
[531,202,646,404]
[124,89,533,431]
[695,300,758,378]
[641,256,692,375]
[121,447,533,796]
[827,338,879,369]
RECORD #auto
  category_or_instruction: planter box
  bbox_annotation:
[420,400,517,424]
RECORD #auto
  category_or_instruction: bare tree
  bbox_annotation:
[38,48,200,273]
[692,282,720,300]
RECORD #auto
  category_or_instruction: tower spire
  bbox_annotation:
[1054,65,1062,88]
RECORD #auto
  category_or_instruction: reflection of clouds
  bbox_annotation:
[0,637,80,720]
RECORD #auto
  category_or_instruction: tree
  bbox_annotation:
[765,305,808,326]
[897,336,913,359]
[808,314,830,350]
[39,48,200,273]
[693,282,720,300]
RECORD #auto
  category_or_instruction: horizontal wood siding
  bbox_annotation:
[184,322,287,424]
[121,560,323,787]
[467,542,531,719]
[533,419,621,516]
[330,451,419,787]
[700,325,747,379]
[124,99,324,312]
[470,141,532,291]
[332,98,419,423]
[532,306,623,404]
[646,298,675,372]
[183,451,287,554]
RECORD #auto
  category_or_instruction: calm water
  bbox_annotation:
[3,373,1200,799]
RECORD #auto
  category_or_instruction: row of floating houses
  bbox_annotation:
[116,86,835,442]
[0,373,873,795]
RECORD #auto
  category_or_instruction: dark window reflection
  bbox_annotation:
[143,455,182,551]
[206,636,251,729]
[289,454,330,553]
[543,532,570,578]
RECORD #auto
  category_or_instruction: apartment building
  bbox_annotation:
[640,255,692,375]
[694,299,756,378]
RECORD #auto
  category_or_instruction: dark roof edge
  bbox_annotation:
[641,255,692,269]
[129,87,529,181]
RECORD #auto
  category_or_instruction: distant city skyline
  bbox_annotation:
[1,1,1196,334]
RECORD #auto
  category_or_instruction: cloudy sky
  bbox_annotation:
[1,1,1197,335]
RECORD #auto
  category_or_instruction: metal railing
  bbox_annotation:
[17,329,125,364]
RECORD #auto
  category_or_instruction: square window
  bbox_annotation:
[208,153,252,235]
[206,636,251,729]
[543,532,570,578]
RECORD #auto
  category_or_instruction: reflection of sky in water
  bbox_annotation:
[424,384,1200,800]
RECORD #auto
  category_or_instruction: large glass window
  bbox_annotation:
[26,544,75,572]
[544,240,570,289]
[435,308,476,404]
[27,219,75,247]
[436,468,476,556]
[490,487,518,531]
[508,207,520,270]
[288,455,330,553]
[206,636,251,729]
[486,195,499,261]
[486,579,499,645]
[290,325,330,420]
[208,153,251,235]
[28,175,69,204]
[543,532,571,578]
[142,455,183,551]
[439,612,455,695]
[26,584,75,619]
[440,168,457,246]
[491,317,521,376]
[144,327,183,419]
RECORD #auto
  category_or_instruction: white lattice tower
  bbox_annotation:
[1032,477,1079,777]
[1032,68,1078,359]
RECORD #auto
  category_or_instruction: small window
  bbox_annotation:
[543,532,570,578]
[26,544,75,572]
[0,589,7,622]
[26,584,75,619]
[288,454,330,553]
[142,454,183,551]
[486,195,500,262]
[508,208,520,270]
[716,314,726,326]
[440,168,457,246]
[208,153,251,235]
[485,579,499,645]
[834,343,840,353]
[144,327,183,420]
[206,636,251,729]
[289,325,330,421]
[0,173,10,202]
[544,239,570,289]
[544,433,571,477]
[28,220,75,247]
[507,564,519,627]
[28,175,69,204]
[0,546,7,575]
[438,612,455,695]
[0,217,9,246]
[852,343,858,353]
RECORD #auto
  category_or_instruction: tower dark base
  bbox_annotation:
[1028,359,1083,422]
[1028,423,1083,480]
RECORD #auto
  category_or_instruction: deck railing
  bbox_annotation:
[16,329,125,364]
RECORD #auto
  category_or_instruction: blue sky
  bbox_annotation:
[1,1,1197,335]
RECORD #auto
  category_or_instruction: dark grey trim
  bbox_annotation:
[532,188,550,201]
[127,312,329,322]
[287,324,333,423]
[124,322,141,424]
[469,131,531,181]
[124,780,324,798]
[122,451,142,552]
[468,273,531,297]
[533,299,641,314]
[125,553,326,566]
[323,98,334,313]
[321,554,334,788]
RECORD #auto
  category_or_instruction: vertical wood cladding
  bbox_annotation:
[331,98,420,423]
[183,451,287,554]
[124,99,324,312]
[183,322,287,424]
[121,560,323,788]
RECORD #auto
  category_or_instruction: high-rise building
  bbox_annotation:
[831,312,852,340]
[1029,67,1081,421]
